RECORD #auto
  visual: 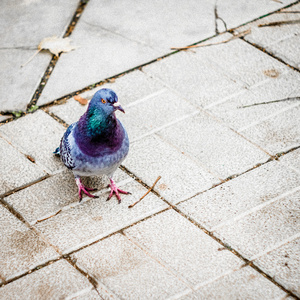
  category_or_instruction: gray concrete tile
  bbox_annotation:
[240,104,300,155]
[178,161,300,230]
[0,0,79,112]
[37,25,159,105]
[214,190,300,260]
[183,266,287,299]
[193,33,288,88]
[254,237,300,298]
[235,3,300,69]
[207,70,300,131]
[0,205,58,281]
[0,136,45,196]
[0,110,66,174]
[157,111,269,179]
[280,148,300,173]
[0,260,93,299]
[125,210,243,286]
[143,49,246,109]
[72,233,188,299]
[207,0,296,30]
[124,134,218,204]
[34,179,167,253]
[37,0,219,104]
[118,88,197,142]
[5,168,130,225]
[46,69,164,109]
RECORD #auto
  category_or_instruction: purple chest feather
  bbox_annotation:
[74,113,125,158]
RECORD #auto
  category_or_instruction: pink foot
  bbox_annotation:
[107,178,131,204]
[75,177,98,202]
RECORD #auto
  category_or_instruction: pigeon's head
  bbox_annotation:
[89,88,125,115]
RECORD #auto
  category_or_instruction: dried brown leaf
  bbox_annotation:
[74,95,88,105]
[38,36,77,56]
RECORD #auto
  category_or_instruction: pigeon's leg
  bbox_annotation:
[107,178,131,204]
[75,176,99,202]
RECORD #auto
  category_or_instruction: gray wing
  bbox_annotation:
[60,123,76,169]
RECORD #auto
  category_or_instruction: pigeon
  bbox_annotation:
[54,88,130,203]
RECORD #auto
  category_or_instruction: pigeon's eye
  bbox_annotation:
[101,99,106,104]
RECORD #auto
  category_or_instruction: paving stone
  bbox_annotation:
[183,266,287,299]
[46,69,164,110]
[157,111,269,179]
[0,110,66,174]
[0,0,79,112]
[240,104,300,155]
[0,205,58,281]
[34,179,167,253]
[72,233,188,299]
[207,0,296,30]
[125,210,243,286]
[124,134,218,204]
[254,237,300,298]
[37,26,159,106]
[5,168,130,225]
[280,148,300,172]
[178,161,300,230]
[207,70,300,131]
[193,33,288,88]
[143,48,246,108]
[37,0,219,104]
[214,190,300,260]
[0,260,93,299]
[144,33,288,105]
[0,136,45,196]
[118,88,197,142]
[235,3,300,69]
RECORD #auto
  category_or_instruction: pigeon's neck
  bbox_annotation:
[74,108,124,157]
[79,107,116,138]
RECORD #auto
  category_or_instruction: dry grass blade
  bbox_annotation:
[171,29,251,51]
[36,210,62,223]
[128,176,161,208]
[258,20,300,27]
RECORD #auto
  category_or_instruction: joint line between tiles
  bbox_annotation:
[211,185,300,232]
[238,102,300,132]
[123,231,195,290]
[250,232,300,261]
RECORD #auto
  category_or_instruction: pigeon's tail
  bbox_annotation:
[53,147,60,156]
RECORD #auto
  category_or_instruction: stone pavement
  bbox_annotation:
[0,0,300,299]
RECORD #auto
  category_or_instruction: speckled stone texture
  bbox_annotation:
[0,260,93,299]
[0,205,58,281]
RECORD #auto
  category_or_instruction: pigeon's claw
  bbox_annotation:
[107,179,130,204]
[75,177,98,202]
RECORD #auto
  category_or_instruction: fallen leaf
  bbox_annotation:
[21,36,77,67]
[264,69,279,78]
[38,36,77,56]
[74,95,88,105]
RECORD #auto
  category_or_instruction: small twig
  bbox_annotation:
[238,97,300,108]
[258,20,300,27]
[21,49,41,68]
[36,209,62,222]
[171,29,250,51]
[128,176,161,208]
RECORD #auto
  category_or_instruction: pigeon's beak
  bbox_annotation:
[113,102,125,113]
